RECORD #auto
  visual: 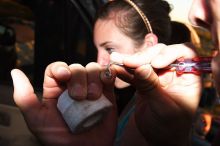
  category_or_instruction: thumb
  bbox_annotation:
[134,64,160,95]
[11,69,41,113]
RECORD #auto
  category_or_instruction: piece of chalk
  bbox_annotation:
[57,90,113,133]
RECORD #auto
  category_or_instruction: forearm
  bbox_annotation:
[134,92,194,146]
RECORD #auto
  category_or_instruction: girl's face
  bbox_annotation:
[93,19,145,89]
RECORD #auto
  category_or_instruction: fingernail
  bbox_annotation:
[144,64,152,79]
[70,84,86,100]
[138,64,152,79]
[87,83,99,99]
[57,67,70,76]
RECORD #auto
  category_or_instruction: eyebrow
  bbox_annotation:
[99,41,112,47]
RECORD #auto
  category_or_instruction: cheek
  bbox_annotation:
[188,0,200,25]
[96,51,110,66]
[114,78,130,89]
[210,0,220,21]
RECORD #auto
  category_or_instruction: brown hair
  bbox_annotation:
[95,0,171,47]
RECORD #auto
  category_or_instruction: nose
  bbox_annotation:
[96,51,110,66]
[188,0,211,29]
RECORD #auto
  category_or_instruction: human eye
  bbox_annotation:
[105,47,114,54]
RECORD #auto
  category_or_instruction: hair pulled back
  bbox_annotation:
[96,0,172,47]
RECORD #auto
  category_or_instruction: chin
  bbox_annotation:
[114,78,130,89]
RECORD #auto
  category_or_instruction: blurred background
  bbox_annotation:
[0,0,219,146]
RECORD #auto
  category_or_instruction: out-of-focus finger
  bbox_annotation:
[86,62,103,100]
[43,62,71,99]
[11,69,41,114]
[68,64,87,100]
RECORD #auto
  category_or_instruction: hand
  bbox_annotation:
[110,43,201,145]
[11,62,117,146]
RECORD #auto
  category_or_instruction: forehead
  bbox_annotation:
[93,19,134,46]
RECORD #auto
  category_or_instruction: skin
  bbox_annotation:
[11,6,203,146]
[11,62,117,146]
[94,16,201,145]
[94,19,139,89]
[94,19,158,89]
[110,44,201,146]
[188,0,220,96]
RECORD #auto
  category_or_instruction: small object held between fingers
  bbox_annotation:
[105,63,113,78]
[104,62,135,78]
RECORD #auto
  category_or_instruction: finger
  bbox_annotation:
[43,62,71,99]
[112,64,134,84]
[151,43,197,68]
[111,43,197,69]
[134,64,160,94]
[134,64,201,113]
[11,69,41,113]
[86,62,103,100]
[110,44,163,68]
[122,44,165,67]
[68,64,87,100]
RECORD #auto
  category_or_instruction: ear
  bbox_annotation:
[144,33,158,47]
